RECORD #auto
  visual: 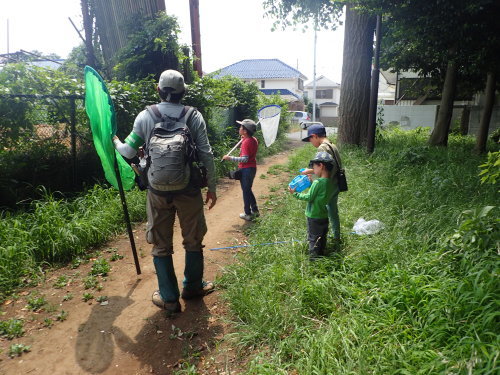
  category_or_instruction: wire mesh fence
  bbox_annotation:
[0,94,104,208]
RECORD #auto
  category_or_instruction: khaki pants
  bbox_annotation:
[146,189,207,256]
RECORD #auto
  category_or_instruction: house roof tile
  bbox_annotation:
[212,59,307,80]
[260,88,299,99]
[305,75,340,88]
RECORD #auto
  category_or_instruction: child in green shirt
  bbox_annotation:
[289,151,335,259]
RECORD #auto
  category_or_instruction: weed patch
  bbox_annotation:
[0,318,24,339]
[221,130,499,374]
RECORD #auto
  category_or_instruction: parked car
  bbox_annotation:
[300,121,324,130]
[289,111,310,125]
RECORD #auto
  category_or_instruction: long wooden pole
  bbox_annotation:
[113,152,141,275]
[222,139,242,161]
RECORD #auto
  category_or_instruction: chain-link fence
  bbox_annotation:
[0,94,104,208]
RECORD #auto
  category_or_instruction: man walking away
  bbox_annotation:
[113,70,217,313]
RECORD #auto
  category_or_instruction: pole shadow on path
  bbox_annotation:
[75,279,221,374]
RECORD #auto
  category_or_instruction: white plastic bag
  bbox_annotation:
[352,218,384,235]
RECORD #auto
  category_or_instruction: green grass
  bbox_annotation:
[0,185,146,298]
[220,129,499,374]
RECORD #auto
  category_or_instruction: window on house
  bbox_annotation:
[261,80,265,88]
[316,89,333,99]
[298,78,304,91]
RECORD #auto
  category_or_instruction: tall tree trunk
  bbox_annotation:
[80,0,96,68]
[189,0,203,77]
[460,106,470,135]
[475,71,496,153]
[338,4,376,146]
[429,56,457,146]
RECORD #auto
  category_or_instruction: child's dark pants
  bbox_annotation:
[239,167,258,215]
[307,217,329,259]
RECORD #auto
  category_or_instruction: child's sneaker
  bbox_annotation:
[239,213,253,221]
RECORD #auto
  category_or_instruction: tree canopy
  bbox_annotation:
[264,0,376,146]
[112,12,188,82]
[265,0,499,148]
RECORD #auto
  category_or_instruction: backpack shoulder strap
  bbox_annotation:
[179,106,196,125]
[325,142,342,170]
[146,104,162,123]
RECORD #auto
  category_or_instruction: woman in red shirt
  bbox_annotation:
[222,119,259,220]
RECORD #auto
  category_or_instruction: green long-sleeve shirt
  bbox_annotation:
[293,177,334,219]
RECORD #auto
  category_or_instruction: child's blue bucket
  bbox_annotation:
[289,174,311,192]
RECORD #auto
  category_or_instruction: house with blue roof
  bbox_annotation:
[212,59,307,106]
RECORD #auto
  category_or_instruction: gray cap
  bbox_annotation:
[237,119,257,134]
[310,151,334,165]
[158,70,186,93]
[302,123,326,142]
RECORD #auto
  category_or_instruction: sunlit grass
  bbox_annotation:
[0,185,146,297]
[220,129,499,374]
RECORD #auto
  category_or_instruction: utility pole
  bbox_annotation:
[6,19,9,58]
[312,18,317,122]
[367,15,382,153]
[189,0,203,77]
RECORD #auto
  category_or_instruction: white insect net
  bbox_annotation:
[257,105,281,147]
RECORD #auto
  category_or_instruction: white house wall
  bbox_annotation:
[305,87,341,105]
[321,106,338,117]
[247,78,303,97]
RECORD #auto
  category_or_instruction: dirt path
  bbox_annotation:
[0,140,299,375]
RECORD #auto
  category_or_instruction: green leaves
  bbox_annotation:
[0,319,25,340]
[112,13,184,82]
[479,151,500,186]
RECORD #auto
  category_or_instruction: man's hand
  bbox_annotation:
[205,191,217,209]
[138,146,145,159]
[222,155,231,161]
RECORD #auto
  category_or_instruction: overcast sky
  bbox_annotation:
[0,0,345,83]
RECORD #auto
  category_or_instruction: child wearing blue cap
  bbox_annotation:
[301,124,343,243]
[289,151,335,259]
